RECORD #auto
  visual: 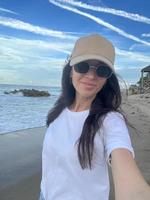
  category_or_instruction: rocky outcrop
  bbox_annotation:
[4,89,50,97]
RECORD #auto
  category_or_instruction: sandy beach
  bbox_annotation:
[0,127,46,200]
[0,93,150,200]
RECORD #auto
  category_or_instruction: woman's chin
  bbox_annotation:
[80,91,97,100]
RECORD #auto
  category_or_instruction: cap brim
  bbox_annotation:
[70,54,114,71]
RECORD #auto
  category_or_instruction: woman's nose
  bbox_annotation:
[85,67,97,78]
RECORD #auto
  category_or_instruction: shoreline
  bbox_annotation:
[0,125,46,136]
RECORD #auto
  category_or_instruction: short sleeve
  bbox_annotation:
[102,112,135,166]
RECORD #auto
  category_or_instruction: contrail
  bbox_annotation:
[0,16,77,40]
[49,0,150,46]
[142,33,150,37]
[0,7,18,15]
[55,0,150,24]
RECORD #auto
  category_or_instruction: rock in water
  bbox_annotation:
[4,89,50,97]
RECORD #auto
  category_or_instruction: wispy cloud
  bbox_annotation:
[0,35,67,85]
[0,35,73,64]
[0,16,78,40]
[142,33,150,37]
[0,34,149,85]
[0,7,18,15]
[129,43,150,52]
[49,0,150,46]
[0,35,71,85]
[116,47,150,63]
[55,0,150,24]
[116,66,143,70]
[1,34,149,71]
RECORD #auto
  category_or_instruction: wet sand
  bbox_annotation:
[0,127,46,200]
[0,93,150,200]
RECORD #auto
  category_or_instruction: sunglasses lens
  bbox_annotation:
[74,62,89,73]
[97,66,112,78]
[74,62,113,78]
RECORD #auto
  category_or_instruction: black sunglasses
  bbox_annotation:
[74,61,113,78]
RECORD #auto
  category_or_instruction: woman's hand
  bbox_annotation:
[111,148,150,200]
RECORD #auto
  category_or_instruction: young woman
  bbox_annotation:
[39,34,150,200]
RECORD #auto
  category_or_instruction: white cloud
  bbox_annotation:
[142,33,150,37]
[0,35,73,56]
[1,29,149,85]
[0,35,74,74]
[49,0,150,46]
[116,48,150,63]
[0,35,68,86]
[129,43,150,52]
[55,0,150,24]
[0,7,18,15]
[116,66,144,71]
[1,34,149,76]
[1,34,150,69]
[0,16,78,39]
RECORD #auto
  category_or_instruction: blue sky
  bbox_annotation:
[0,0,150,87]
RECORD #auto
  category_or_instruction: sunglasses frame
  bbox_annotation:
[73,61,113,79]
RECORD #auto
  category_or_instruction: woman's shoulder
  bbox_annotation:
[102,111,125,125]
[101,111,129,138]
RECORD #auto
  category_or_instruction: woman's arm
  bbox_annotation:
[111,148,150,200]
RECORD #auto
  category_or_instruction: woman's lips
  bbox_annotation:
[81,82,96,87]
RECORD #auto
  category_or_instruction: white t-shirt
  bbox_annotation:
[40,108,134,200]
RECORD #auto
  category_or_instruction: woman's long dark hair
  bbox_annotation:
[46,62,133,169]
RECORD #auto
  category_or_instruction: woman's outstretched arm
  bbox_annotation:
[111,148,150,200]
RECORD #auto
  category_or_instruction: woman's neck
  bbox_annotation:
[69,95,95,112]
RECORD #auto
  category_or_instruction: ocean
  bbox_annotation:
[0,83,128,135]
[0,84,61,135]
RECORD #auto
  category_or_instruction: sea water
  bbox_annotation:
[0,84,61,134]
[0,83,128,135]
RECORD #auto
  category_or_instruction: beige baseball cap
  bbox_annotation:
[70,34,115,71]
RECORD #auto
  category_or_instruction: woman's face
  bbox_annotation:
[71,60,107,100]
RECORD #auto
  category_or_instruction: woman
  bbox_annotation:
[39,34,150,200]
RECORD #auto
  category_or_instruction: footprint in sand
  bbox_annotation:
[142,123,148,126]
[131,112,135,114]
